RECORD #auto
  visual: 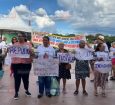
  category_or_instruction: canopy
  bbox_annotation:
[0,7,32,32]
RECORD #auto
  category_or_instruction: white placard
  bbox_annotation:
[76,50,94,60]
[94,61,112,73]
[57,53,74,63]
[33,58,59,76]
[8,45,30,58]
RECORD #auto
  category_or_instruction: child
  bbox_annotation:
[94,43,109,97]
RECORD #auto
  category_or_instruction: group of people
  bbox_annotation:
[0,33,115,100]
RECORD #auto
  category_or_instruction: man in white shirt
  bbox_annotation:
[37,36,55,98]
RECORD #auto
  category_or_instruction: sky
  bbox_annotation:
[0,0,115,35]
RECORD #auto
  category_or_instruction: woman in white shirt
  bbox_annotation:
[74,40,94,96]
[94,43,109,97]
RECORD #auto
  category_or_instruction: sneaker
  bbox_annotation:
[102,92,106,97]
[74,90,79,95]
[110,76,115,80]
[37,94,43,99]
[47,94,52,98]
[25,91,31,96]
[14,93,19,100]
[83,90,88,96]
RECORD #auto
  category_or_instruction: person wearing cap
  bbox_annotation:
[97,35,109,52]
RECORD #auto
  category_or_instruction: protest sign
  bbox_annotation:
[8,45,30,58]
[94,61,112,73]
[57,53,74,63]
[76,51,93,60]
[33,58,59,76]
[32,32,86,50]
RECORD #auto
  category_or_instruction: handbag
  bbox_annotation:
[50,77,59,96]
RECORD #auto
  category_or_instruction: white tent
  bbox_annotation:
[0,7,32,32]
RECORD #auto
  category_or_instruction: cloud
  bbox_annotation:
[51,10,71,20]
[57,0,115,34]
[14,5,56,32]
[15,4,30,14]
[36,8,47,16]
[35,15,55,29]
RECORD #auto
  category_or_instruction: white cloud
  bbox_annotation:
[51,10,71,20]
[57,0,115,33]
[15,4,29,14]
[14,5,56,32]
[36,8,47,16]
[35,15,55,29]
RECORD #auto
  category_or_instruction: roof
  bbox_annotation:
[0,7,32,32]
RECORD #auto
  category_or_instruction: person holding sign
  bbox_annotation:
[37,36,55,98]
[56,42,71,94]
[94,43,110,97]
[5,37,18,76]
[110,42,115,80]
[74,40,94,96]
[10,32,33,100]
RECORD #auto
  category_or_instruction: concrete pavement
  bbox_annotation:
[0,65,115,105]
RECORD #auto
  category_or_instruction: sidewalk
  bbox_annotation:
[0,65,115,105]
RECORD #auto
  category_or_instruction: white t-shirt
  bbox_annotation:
[110,47,115,58]
[37,45,55,58]
[75,47,94,60]
[95,51,109,61]
[103,43,109,52]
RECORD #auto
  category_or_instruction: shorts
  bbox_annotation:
[112,58,115,65]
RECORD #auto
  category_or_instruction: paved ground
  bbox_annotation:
[0,65,115,105]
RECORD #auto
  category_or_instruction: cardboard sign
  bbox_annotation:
[33,58,59,76]
[57,53,74,63]
[8,45,30,58]
[94,61,112,73]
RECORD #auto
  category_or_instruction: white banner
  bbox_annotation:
[33,58,59,76]
[94,61,112,73]
[57,53,74,63]
[8,45,30,58]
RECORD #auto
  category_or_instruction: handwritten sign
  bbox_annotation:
[94,61,112,73]
[75,51,93,60]
[57,53,74,63]
[33,58,59,76]
[8,45,30,58]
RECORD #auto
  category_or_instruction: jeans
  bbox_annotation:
[38,76,51,95]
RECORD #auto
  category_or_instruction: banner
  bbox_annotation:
[33,58,59,76]
[94,61,112,73]
[32,32,86,49]
[57,53,74,63]
[8,45,30,58]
